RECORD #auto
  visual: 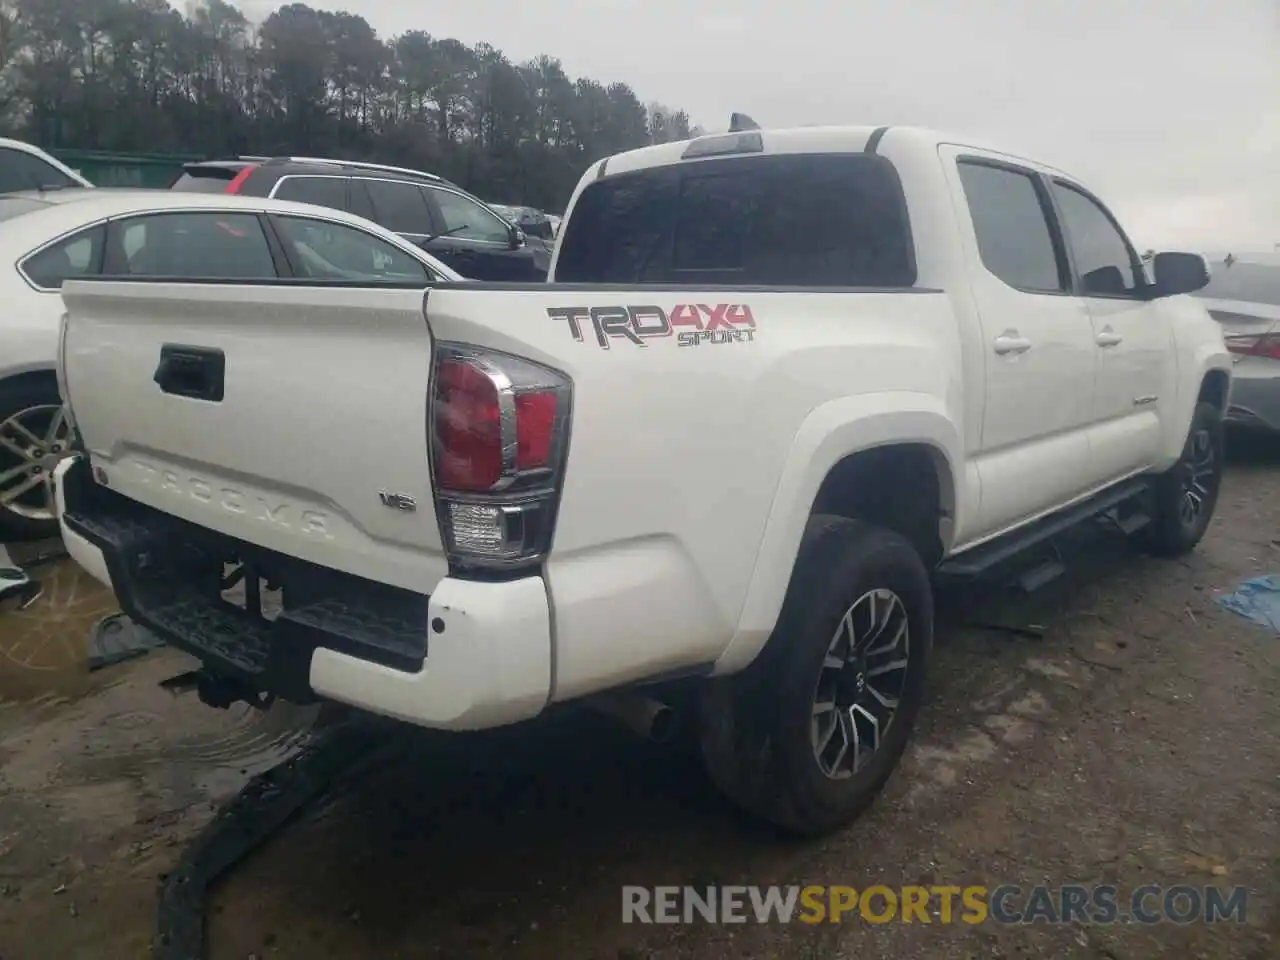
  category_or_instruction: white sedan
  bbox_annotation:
[1192,254,1280,433]
[0,188,462,541]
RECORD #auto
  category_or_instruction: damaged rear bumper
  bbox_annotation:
[54,456,552,731]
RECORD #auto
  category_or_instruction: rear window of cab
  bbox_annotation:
[555,153,916,288]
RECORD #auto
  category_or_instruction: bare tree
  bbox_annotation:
[0,0,699,210]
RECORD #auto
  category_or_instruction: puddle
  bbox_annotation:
[0,548,117,705]
[0,543,319,800]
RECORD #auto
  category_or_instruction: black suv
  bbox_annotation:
[169,156,547,281]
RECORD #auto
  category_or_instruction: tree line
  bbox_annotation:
[0,0,701,211]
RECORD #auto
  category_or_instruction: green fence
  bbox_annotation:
[47,149,203,189]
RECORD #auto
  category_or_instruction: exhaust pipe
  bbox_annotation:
[588,693,677,744]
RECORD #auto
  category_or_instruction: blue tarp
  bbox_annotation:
[1215,575,1280,633]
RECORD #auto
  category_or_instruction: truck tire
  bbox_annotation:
[699,515,933,837]
[0,374,70,543]
[1139,401,1224,557]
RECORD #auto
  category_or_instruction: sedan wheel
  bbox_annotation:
[0,403,71,527]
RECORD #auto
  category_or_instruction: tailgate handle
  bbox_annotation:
[154,344,225,402]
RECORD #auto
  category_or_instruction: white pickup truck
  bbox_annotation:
[54,125,1230,836]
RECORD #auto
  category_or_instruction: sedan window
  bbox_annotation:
[107,212,277,279]
[0,147,80,193]
[272,215,432,284]
[22,226,106,289]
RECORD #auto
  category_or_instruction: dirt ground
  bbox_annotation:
[1,438,1278,960]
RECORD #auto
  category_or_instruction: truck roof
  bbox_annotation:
[597,124,1072,182]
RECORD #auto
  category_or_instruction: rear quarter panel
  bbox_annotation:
[426,285,963,697]
[1,286,61,380]
[1163,294,1233,464]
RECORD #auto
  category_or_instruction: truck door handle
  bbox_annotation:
[993,332,1032,355]
[1095,328,1123,348]
[154,344,225,402]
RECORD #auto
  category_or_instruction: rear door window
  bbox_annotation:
[956,161,1066,294]
[555,153,916,287]
[105,212,277,280]
[272,176,349,212]
[21,226,106,289]
[360,179,435,236]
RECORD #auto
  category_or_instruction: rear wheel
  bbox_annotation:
[1140,401,1224,557]
[699,516,933,837]
[0,375,72,543]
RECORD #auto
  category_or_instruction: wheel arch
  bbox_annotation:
[713,394,961,675]
[1198,368,1229,412]
[0,364,58,387]
[1160,340,1232,466]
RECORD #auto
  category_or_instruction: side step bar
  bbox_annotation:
[937,477,1152,582]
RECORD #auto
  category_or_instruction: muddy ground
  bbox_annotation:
[1,440,1278,960]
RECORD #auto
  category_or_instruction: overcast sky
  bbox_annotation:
[239,0,1277,251]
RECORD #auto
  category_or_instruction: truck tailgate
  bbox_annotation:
[59,280,446,592]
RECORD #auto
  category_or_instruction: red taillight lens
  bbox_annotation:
[1226,334,1280,360]
[224,166,255,195]
[435,358,503,490]
[515,392,557,469]
[430,344,572,569]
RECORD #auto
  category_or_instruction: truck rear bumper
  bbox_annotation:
[56,458,113,588]
[308,575,551,730]
[55,456,552,731]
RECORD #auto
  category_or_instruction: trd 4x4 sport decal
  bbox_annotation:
[547,304,757,349]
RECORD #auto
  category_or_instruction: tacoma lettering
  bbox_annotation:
[132,460,331,537]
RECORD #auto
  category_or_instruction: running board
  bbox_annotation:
[1016,558,1066,593]
[937,477,1151,581]
[1111,510,1152,536]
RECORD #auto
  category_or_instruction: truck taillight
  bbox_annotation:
[429,343,571,570]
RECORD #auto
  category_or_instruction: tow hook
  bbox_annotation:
[201,670,274,710]
[158,667,275,711]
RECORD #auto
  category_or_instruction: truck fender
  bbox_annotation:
[712,392,962,675]
[1162,341,1233,467]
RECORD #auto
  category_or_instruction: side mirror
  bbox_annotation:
[1082,265,1128,297]
[509,225,526,250]
[1151,251,1210,298]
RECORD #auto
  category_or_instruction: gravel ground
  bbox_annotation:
[1,437,1277,960]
